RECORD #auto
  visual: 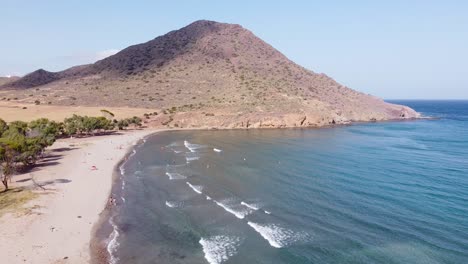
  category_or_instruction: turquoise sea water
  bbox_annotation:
[107,100,468,264]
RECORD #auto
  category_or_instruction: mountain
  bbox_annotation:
[0,20,419,128]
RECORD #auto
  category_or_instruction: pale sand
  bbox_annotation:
[0,129,159,263]
[0,101,155,122]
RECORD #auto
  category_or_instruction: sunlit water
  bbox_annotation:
[106,100,468,264]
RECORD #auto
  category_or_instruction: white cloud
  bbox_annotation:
[94,49,120,61]
[2,72,22,77]
[59,49,121,64]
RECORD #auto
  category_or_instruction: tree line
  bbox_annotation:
[0,114,142,191]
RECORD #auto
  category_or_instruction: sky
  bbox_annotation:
[1,0,467,99]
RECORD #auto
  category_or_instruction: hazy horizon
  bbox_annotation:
[1,1,467,99]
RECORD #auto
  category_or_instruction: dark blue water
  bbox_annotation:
[107,100,468,264]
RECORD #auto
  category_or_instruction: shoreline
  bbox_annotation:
[89,132,157,264]
[0,119,429,263]
[0,129,158,263]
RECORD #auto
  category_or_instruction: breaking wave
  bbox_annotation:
[247,222,306,248]
[186,155,200,163]
[184,140,204,152]
[165,201,179,208]
[213,199,252,219]
[107,215,120,264]
[165,172,187,180]
[241,201,260,211]
[199,236,241,264]
[186,182,203,194]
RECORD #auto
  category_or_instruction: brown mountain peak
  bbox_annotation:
[0,20,419,127]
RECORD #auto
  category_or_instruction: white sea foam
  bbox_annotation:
[264,210,271,215]
[186,155,200,163]
[206,196,212,200]
[121,197,126,203]
[184,140,204,152]
[107,216,120,264]
[213,200,251,219]
[199,236,241,264]
[166,141,182,147]
[130,149,137,156]
[166,163,186,169]
[213,148,222,153]
[186,182,203,194]
[241,201,260,210]
[165,172,187,180]
[186,156,200,161]
[165,201,178,208]
[247,222,305,248]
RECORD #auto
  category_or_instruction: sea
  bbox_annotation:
[103,100,468,264]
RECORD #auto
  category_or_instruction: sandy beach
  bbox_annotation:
[0,129,158,264]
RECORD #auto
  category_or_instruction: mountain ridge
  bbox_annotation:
[0,20,419,128]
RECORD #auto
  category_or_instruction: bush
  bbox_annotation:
[116,116,142,130]
[63,115,115,135]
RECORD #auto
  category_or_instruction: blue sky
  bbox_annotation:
[1,0,467,99]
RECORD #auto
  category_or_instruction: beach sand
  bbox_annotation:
[0,129,158,264]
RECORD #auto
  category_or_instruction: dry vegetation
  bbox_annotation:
[0,187,39,217]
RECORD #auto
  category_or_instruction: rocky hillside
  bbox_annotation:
[0,20,419,128]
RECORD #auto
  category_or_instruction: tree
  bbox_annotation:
[116,116,142,130]
[100,109,115,119]
[0,118,7,136]
[128,116,142,127]
[28,118,61,149]
[63,115,115,136]
[117,119,129,130]
[0,142,18,191]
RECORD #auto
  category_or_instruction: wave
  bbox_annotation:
[184,140,204,153]
[247,222,305,248]
[206,195,212,200]
[213,199,252,219]
[165,201,178,208]
[165,172,187,180]
[186,182,203,194]
[166,141,181,147]
[213,148,222,153]
[107,215,120,264]
[264,210,271,215]
[119,165,125,176]
[166,163,186,169]
[186,156,200,163]
[199,236,241,264]
[241,201,260,211]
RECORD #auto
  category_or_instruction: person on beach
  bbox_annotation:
[108,196,117,206]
